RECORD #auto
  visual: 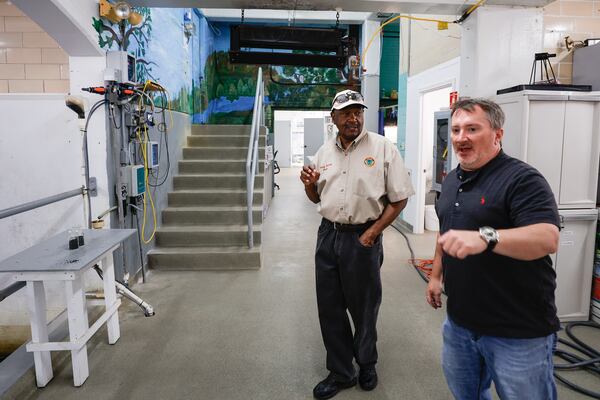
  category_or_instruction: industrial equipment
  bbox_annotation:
[229,24,358,68]
[106,50,137,85]
[146,141,159,168]
[432,110,452,192]
[497,52,592,95]
[120,165,145,198]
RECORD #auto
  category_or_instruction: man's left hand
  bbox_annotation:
[438,229,486,259]
[359,228,379,247]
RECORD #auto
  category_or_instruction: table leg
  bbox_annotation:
[65,273,89,386]
[101,257,120,344]
[25,281,53,387]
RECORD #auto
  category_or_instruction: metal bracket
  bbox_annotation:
[88,177,98,197]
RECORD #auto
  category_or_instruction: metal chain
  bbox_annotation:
[336,11,340,27]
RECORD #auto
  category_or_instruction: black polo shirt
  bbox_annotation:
[436,151,560,338]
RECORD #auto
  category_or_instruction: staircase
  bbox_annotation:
[147,124,266,270]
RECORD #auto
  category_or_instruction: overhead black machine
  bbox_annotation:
[229,24,358,68]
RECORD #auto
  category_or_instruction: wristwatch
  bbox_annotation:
[479,226,499,251]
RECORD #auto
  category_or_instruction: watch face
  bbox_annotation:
[480,226,498,242]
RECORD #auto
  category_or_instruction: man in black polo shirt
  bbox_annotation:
[425,98,560,400]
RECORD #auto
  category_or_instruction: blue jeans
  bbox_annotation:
[442,318,557,400]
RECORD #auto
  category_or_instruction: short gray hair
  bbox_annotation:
[451,98,505,130]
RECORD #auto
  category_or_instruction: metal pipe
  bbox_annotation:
[0,187,84,220]
[0,282,25,302]
[97,205,118,220]
[246,67,263,248]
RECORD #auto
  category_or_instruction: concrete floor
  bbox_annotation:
[5,167,600,399]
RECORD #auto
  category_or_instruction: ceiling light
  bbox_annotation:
[99,0,143,26]
[114,2,131,20]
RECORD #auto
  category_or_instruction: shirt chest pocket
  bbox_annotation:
[352,163,385,198]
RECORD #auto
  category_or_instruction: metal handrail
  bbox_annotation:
[246,68,264,248]
[0,187,84,220]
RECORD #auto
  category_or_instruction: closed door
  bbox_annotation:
[303,118,325,165]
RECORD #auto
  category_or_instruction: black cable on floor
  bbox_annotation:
[554,321,600,399]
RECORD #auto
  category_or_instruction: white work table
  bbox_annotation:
[0,229,136,387]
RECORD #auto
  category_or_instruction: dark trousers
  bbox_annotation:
[315,218,384,381]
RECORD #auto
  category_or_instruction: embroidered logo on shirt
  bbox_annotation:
[319,163,333,171]
[364,157,375,167]
[480,196,485,205]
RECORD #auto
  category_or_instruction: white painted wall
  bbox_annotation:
[460,6,543,98]
[69,56,111,225]
[0,94,101,325]
[361,18,380,133]
[403,57,460,233]
[0,1,112,326]
[274,120,292,168]
[407,14,461,77]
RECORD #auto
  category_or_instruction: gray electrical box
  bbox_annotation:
[573,43,600,90]
[432,110,452,192]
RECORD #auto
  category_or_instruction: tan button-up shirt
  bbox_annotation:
[313,128,414,224]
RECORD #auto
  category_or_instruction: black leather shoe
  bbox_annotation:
[358,367,378,391]
[313,374,357,399]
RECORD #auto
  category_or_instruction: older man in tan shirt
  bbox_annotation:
[301,90,414,399]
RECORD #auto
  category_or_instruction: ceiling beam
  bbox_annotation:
[128,0,551,16]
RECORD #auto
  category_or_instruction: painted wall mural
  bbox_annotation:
[94,7,199,114]
[94,9,359,125]
[194,21,360,126]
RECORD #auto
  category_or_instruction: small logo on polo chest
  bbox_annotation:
[364,157,375,167]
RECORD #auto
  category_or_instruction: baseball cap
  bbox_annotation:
[331,89,368,111]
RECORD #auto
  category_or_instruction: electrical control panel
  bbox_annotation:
[432,110,452,192]
[106,51,137,84]
[147,141,159,168]
[120,165,145,197]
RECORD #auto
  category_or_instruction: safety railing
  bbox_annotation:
[245,68,264,248]
[0,187,85,302]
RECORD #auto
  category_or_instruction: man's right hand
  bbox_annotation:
[300,166,320,186]
[426,277,443,309]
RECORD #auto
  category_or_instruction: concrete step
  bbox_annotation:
[191,124,267,136]
[148,246,261,270]
[183,147,265,160]
[178,159,264,174]
[173,174,264,190]
[168,189,263,207]
[155,225,261,247]
[162,206,263,226]
[187,135,266,147]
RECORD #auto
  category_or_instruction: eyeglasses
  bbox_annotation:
[333,92,364,104]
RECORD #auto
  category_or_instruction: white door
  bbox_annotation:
[303,118,325,165]
[274,120,292,168]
